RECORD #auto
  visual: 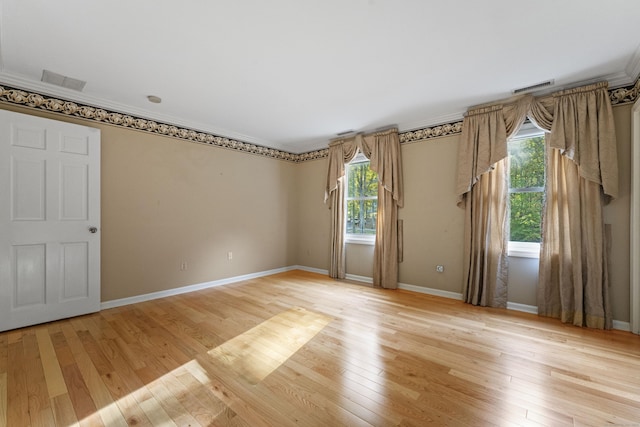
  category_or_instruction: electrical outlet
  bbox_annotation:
[227,251,233,261]
[436,265,444,273]
[180,261,187,271]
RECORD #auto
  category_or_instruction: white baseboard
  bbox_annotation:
[293,265,329,275]
[101,265,634,332]
[506,302,538,314]
[100,266,298,310]
[335,271,631,331]
[612,320,631,331]
[345,273,373,284]
[398,282,463,300]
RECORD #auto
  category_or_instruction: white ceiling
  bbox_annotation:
[1,0,639,153]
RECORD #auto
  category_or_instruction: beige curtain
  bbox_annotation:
[456,99,529,307]
[324,138,359,279]
[324,129,404,289]
[530,82,618,329]
[362,129,404,289]
[457,81,618,327]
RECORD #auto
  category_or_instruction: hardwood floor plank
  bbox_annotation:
[24,335,53,426]
[1,270,640,426]
[138,396,178,427]
[34,328,67,399]
[145,378,201,427]
[7,340,29,427]
[73,349,128,427]
[60,363,97,422]
[50,394,78,427]
[76,330,115,376]
[100,371,152,426]
[0,372,6,427]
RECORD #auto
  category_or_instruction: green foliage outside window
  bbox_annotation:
[346,160,378,235]
[509,135,545,243]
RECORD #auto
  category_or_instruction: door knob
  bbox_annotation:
[89,226,98,233]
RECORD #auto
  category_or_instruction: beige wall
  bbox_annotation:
[605,103,632,322]
[1,99,633,321]
[294,157,330,270]
[294,103,634,322]
[0,104,298,302]
[100,127,299,301]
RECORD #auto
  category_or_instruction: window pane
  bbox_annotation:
[510,192,543,243]
[509,136,545,189]
[347,162,377,198]
[509,135,545,243]
[346,199,377,235]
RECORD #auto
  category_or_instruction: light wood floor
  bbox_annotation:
[2,270,640,426]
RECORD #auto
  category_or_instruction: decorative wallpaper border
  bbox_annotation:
[1,79,638,163]
[399,121,463,144]
[610,78,640,105]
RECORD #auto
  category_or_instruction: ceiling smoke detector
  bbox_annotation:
[147,95,162,104]
[41,69,86,91]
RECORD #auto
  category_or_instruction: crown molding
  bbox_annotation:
[601,70,636,88]
[626,44,640,84]
[0,71,282,150]
[398,111,465,134]
[0,82,309,163]
[0,74,637,163]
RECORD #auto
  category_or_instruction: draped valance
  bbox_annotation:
[456,80,619,329]
[456,82,618,206]
[325,128,404,208]
[324,128,404,289]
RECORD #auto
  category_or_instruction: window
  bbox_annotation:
[345,152,378,244]
[508,125,545,257]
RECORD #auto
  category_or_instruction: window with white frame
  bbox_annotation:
[508,124,545,257]
[345,152,378,244]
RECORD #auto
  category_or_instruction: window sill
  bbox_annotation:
[508,241,540,258]
[345,235,375,246]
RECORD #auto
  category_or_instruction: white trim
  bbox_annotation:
[613,320,631,332]
[398,111,465,135]
[398,282,464,300]
[345,236,375,245]
[508,241,540,258]
[506,302,538,314]
[511,122,545,139]
[602,70,637,89]
[100,266,297,310]
[0,71,277,150]
[625,45,640,83]
[631,98,640,334]
[345,274,373,284]
[343,272,633,331]
[100,264,633,332]
[293,265,329,275]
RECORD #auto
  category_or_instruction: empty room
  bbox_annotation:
[1,1,640,426]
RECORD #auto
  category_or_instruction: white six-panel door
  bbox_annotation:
[0,109,100,332]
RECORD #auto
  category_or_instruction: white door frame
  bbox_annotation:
[631,98,640,334]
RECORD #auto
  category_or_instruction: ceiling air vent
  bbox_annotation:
[512,79,554,95]
[41,69,86,91]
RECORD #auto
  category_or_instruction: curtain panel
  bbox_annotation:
[456,81,619,329]
[324,129,404,289]
[457,98,530,307]
[532,82,618,329]
[324,138,359,279]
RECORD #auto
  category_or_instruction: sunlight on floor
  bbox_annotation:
[208,307,332,384]
[74,307,332,426]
